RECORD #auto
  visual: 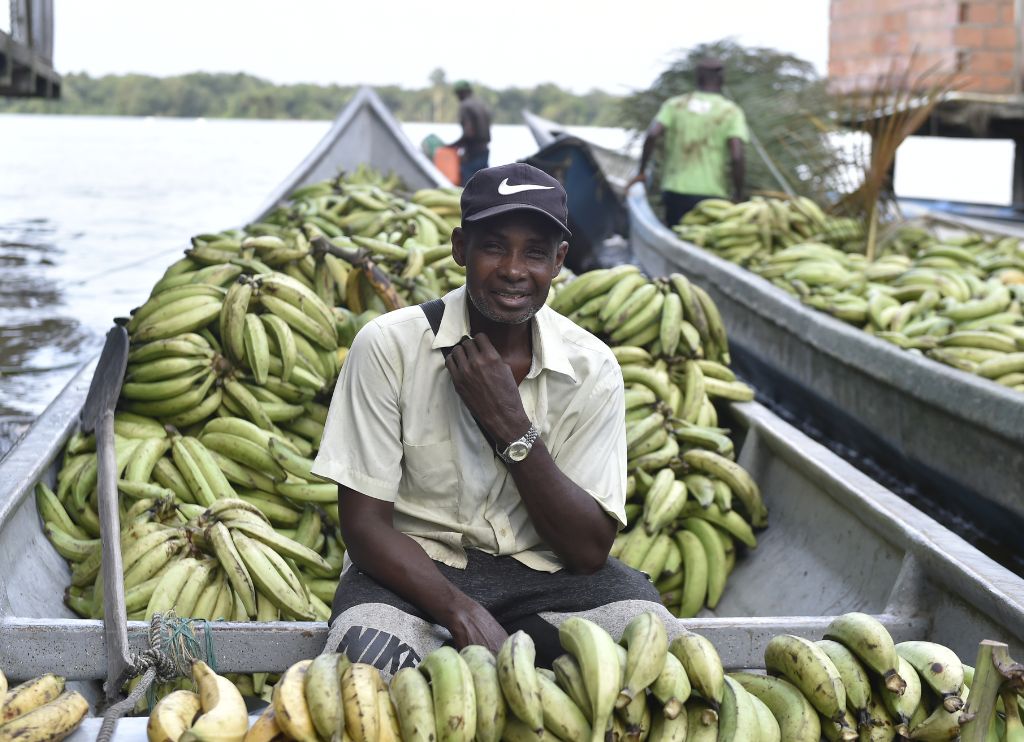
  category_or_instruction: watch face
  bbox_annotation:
[509,441,530,461]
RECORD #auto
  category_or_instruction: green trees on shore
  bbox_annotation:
[0,71,621,125]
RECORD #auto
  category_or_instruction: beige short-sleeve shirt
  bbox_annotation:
[311,286,627,573]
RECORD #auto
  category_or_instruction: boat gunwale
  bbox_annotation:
[627,182,1024,445]
[0,359,97,534]
[255,86,449,219]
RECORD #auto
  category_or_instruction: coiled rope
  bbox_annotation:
[97,612,217,742]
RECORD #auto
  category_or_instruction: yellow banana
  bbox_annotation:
[1,674,65,724]
[558,616,620,742]
[0,690,89,742]
[243,704,284,742]
[180,661,248,742]
[342,663,382,742]
[272,660,318,742]
[418,646,476,742]
[147,689,202,742]
[459,645,506,742]
[497,631,543,734]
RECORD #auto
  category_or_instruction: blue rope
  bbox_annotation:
[163,615,218,675]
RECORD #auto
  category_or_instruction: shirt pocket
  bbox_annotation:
[400,439,459,512]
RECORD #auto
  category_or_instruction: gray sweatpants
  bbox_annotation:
[322,549,683,679]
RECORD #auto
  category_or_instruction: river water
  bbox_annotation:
[0,114,631,450]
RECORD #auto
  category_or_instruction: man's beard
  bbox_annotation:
[468,287,538,326]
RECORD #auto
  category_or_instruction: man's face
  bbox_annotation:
[452,211,568,326]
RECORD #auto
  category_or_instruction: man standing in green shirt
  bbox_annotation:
[631,58,749,227]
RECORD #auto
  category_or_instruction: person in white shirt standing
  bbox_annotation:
[312,163,679,675]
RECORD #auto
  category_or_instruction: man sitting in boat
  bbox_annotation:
[312,163,677,675]
[631,57,749,227]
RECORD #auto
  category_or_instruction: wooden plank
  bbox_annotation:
[0,28,59,98]
[0,613,928,680]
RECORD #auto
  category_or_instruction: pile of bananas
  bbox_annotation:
[0,668,90,742]
[42,170,470,634]
[550,267,765,617]
[673,197,1024,392]
[749,611,1024,742]
[146,610,1023,741]
[50,491,341,708]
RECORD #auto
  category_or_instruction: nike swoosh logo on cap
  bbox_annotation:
[497,178,555,195]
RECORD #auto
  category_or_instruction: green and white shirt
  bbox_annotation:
[656,91,749,197]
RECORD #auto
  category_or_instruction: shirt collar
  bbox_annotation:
[434,286,577,383]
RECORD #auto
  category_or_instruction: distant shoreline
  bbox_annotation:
[0,71,622,127]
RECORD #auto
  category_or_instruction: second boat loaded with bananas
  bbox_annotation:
[313,162,692,673]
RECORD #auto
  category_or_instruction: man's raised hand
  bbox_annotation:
[444,334,531,446]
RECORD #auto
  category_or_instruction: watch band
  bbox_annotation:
[497,424,540,463]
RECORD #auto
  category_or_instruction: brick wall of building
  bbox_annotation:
[829,0,1022,95]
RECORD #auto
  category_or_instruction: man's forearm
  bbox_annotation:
[731,158,744,199]
[506,441,617,574]
[337,487,508,650]
[342,516,469,629]
[730,139,745,200]
[635,123,664,181]
[637,135,655,178]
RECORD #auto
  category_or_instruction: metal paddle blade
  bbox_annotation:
[80,324,129,433]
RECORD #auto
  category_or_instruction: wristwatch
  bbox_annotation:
[497,424,540,464]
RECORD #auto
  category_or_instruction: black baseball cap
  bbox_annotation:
[460,163,572,238]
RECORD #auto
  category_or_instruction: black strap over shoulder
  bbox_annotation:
[420,298,447,352]
[419,299,498,451]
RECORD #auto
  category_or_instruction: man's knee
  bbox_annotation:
[324,603,449,680]
[334,623,421,673]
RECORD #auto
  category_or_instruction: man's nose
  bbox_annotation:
[497,253,528,281]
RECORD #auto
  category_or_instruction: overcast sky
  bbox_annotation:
[53,1,829,93]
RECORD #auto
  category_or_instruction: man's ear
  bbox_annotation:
[451,226,467,268]
[552,240,569,277]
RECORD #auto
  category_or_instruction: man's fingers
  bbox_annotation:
[445,349,463,380]
[448,343,466,367]
[458,334,481,361]
[471,333,501,360]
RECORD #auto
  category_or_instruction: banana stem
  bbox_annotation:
[311,236,405,312]
[310,236,367,267]
[865,201,879,263]
[961,640,1008,742]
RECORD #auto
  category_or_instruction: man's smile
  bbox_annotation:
[491,289,532,306]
